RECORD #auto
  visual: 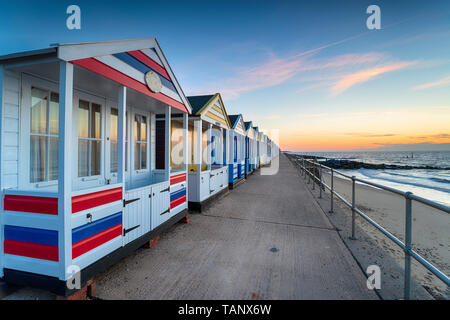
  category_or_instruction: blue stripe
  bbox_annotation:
[170,188,186,201]
[4,225,58,246]
[112,53,178,93]
[72,212,122,244]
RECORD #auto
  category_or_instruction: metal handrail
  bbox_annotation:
[294,156,450,300]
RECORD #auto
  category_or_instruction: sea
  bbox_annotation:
[291,151,450,206]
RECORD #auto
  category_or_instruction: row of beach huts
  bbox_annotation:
[0,38,279,296]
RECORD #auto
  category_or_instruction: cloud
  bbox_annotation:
[331,62,416,95]
[189,31,389,100]
[298,113,329,118]
[370,142,450,152]
[413,133,450,140]
[413,75,450,90]
[344,132,398,138]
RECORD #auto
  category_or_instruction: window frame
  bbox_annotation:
[129,107,151,185]
[72,90,106,190]
[19,75,60,190]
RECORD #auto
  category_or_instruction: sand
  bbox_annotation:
[293,158,449,299]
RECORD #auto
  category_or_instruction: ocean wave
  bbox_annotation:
[354,169,450,194]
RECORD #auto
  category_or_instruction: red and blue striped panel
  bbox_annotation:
[4,225,59,261]
[72,212,122,259]
[72,187,122,214]
[71,49,188,113]
[170,188,186,209]
[170,173,186,185]
[4,195,58,215]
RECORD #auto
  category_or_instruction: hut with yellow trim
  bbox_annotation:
[186,93,230,211]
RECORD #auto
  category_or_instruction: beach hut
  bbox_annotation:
[257,132,265,167]
[0,38,191,296]
[244,121,257,176]
[253,126,260,168]
[186,93,230,211]
[227,114,246,189]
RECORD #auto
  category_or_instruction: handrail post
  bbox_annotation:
[329,169,334,213]
[319,163,322,198]
[303,158,306,179]
[302,158,305,177]
[350,176,356,240]
[312,161,315,190]
[404,192,413,300]
[307,161,311,184]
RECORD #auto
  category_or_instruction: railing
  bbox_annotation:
[295,156,450,300]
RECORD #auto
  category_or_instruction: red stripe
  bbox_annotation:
[127,50,171,81]
[170,195,186,209]
[4,195,58,215]
[72,58,188,113]
[72,187,122,213]
[170,173,186,185]
[72,224,122,259]
[4,239,59,261]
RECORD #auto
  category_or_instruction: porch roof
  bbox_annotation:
[0,38,192,114]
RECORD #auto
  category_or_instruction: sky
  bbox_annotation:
[1,0,450,151]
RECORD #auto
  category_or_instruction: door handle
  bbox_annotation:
[160,187,170,193]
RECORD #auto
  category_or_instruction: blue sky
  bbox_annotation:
[1,0,450,151]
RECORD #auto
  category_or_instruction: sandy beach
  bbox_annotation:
[307,165,450,298]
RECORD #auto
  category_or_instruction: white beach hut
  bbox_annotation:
[186,93,230,211]
[0,38,191,296]
[227,114,246,189]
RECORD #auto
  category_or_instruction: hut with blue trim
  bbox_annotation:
[186,93,230,211]
[227,114,246,189]
[0,38,191,297]
[244,121,257,176]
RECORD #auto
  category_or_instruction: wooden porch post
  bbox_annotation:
[58,61,73,281]
[219,127,224,166]
[0,65,4,277]
[194,119,202,173]
[183,113,188,172]
[207,123,212,170]
[165,107,171,180]
[229,130,234,164]
[223,128,227,166]
[117,86,126,184]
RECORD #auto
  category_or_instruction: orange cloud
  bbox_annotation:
[331,62,415,95]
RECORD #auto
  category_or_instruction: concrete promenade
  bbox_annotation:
[93,154,377,299]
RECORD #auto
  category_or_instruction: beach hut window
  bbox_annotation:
[78,100,102,177]
[201,127,208,171]
[234,136,238,162]
[110,108,118,173]
[170,120,184,171]
[134,114,147,170]
[109,109,129,173]
[188,125,194,170]
[30,87,59,183]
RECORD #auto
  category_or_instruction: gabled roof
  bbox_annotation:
[228,114,241,129]
[228,114,246,136]
[187,95,216,114]
[0,38,192,114]
[244,121,253,131]
[187,93,231,128]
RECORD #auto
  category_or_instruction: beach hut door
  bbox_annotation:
[123,188,151,245]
